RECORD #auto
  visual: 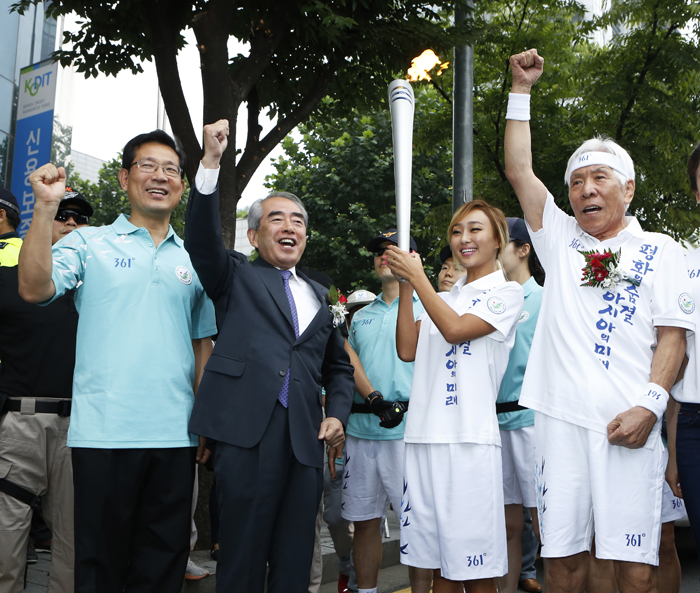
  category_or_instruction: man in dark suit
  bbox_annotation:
[185,120,354,593]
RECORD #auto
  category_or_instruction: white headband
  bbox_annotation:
[570,151,629,179]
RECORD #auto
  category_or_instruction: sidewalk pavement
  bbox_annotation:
[25,513,402,592]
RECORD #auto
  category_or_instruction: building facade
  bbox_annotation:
[0,0,57,189]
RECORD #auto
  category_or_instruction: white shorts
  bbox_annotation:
[341,436,404,522]
[400,442,508,581]
[661,447,686,524]
[534,413,664,565]
[500,425,537,508]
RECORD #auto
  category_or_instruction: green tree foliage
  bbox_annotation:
[569,0,700,239]
[268,0,700,288]
[67,155,187,237]
[269,88,452,293]
[11,0,470,247]
[455,0,700,239]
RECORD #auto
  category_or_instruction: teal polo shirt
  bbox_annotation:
[46,214,217,448]
[497,276,542,431]
[347,292,423,440]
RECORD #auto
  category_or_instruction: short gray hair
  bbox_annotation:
[248,191,309,230]
[564,136,635,187]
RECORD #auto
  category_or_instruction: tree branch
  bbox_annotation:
[430,79,452,104]
[141,0,200,183]
[244,85,262,155]
[230,2,297,104]
[473,0,530,185]
[491,0,531,157]
[615,3,678,141]
[192,0,238,125]
[235,56,345,194]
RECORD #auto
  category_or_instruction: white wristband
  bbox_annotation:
[636,382,669,420]
[506,93,530,121]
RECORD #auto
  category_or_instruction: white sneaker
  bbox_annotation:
[184,557,210,581]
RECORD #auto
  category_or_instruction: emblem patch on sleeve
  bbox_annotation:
[487,296,506,314]
[679,293,695,314]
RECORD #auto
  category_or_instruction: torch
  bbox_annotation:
[388,80,415,252]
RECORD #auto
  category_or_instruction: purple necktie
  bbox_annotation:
[278,270,299,408]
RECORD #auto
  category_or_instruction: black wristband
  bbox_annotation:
[365,390,382,404]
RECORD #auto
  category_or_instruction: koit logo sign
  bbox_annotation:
[24,71,53,97]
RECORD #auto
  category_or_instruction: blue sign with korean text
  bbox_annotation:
[10,60,58,237]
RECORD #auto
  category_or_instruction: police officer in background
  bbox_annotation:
[0,188,92,593]
[0,189,22,266]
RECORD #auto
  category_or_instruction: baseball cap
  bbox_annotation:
[0,188,20,214]
[345,289,377,311]
[506,217,530,244]
[439,245,454,264]
[60,188,94,217]
[367,229,418,253]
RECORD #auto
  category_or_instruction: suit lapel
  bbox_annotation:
[296,270,330,342]
[252,258,295,331]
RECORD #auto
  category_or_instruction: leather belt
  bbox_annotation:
[2,398,72,417]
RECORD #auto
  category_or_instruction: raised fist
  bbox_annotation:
[510,49,544,93]
[29,164,66,211]
[202,119,230,163]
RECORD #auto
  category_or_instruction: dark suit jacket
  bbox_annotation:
[184,187,354,468]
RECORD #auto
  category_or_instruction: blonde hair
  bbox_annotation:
[448,199,509,268]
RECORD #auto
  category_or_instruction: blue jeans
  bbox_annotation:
[676,402,700,558]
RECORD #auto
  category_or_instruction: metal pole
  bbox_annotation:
[29,2,39,64]
[453,0,473,213]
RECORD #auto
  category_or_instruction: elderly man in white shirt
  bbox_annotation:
[503,49,694,593]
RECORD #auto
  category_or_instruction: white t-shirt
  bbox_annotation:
[676,247,700,404]
[404,270,523,445]
[521,192,695,432]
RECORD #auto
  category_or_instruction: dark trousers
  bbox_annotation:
[72,447,197,593]
[215,401,323,593]
[209,477,220,546]
[677,403,700,559]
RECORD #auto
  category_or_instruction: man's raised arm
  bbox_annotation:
[184,120,232,301]
[18,164,65,303]
[504,49,548,232]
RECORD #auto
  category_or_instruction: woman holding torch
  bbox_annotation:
[385,200,524,593]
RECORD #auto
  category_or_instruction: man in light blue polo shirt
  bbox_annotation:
[342,230,431,593]
[19,129,216,593]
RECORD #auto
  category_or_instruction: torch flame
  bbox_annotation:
[407,49,450,82]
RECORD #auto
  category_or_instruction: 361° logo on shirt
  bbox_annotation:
[114,257,135,268]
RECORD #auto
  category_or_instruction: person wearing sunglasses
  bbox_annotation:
[52,188,93,245]
[0,187,90,593]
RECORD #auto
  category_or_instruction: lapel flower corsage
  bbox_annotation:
[328,285,348,328]
[578,248,640,290]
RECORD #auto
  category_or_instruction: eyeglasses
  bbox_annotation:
[55,210,90,225]
[374,247,388,257]
[130,159,182,178]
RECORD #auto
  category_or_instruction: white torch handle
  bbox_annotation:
[388,80,415,252]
